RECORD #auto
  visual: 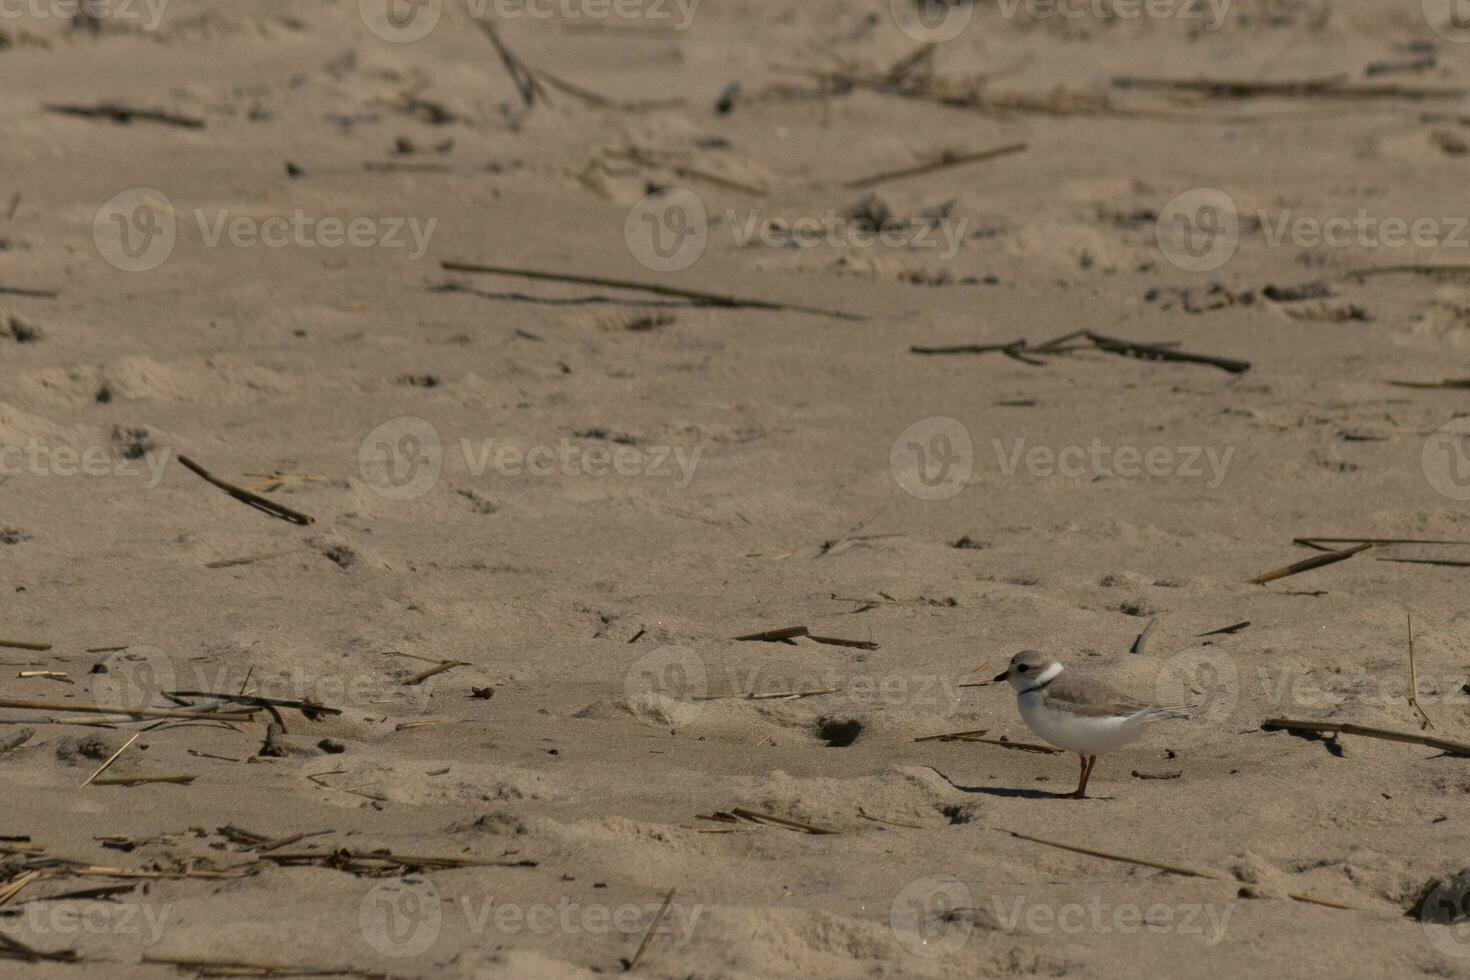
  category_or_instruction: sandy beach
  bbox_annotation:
[4,1,1470,976]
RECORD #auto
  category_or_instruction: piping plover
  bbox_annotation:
[993,650,1191,799]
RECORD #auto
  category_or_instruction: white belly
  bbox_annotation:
[1018,694,1146,754]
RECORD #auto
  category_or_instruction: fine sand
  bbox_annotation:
[4,1,1470,977]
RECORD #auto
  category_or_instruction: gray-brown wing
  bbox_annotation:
[1038,673,1151,718]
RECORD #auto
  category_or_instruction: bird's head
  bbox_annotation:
[993,650,1063,691]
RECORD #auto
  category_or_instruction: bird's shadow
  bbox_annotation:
[924,766,1114,801]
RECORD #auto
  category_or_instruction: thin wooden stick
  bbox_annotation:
[729,808,838,835]
[82,732,140,787]
[205,551,291,569]
[441,261,862,321]
[843,142,1028,189]
[1111,75,1466,101]
[1129,617,1155,654]
[177,455,315,525]
[734,626,809,642]
[916,731,1063,754]
[696,689,838,701]
[1379,558,1470,568]
[0,871,39,906]
[0,928,77,962]
[1387,378,1470,390]
[1407,613,1435,732]
[536,70,684,112]
[0,640,51,652]
[0,698,256,722]
[1084,331,1251,374]
[914,728,987,742]
[91,774,196,786]
[856,806,926,829]
[1262,718,1470,755]
[1196,621,1250,636]
[1292,536,1470,546]
[18,671,69,682]
[402,660,466,686]
[806,634,880,650]
[476,20,550,107]
[165,691,341,717]
[142,955,388,979]
[45,102,206,127]
[626,888,675,972]
[1000,828,1224,879]
[1248,542,1372,585]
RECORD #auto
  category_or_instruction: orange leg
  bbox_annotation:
[1065,754,1098,799]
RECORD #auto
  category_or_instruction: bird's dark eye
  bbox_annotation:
[1017,664,1029,673]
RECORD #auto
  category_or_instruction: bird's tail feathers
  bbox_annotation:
[1140,704,1194,722]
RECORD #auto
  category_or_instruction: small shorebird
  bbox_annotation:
[994,650,1191,799]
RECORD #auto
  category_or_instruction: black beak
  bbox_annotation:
[992,670,1009,683]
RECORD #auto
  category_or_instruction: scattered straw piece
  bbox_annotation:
[1248,542,1371,585]
[625,888,675,972]
[1262,718,1470,756]
[1407,613,1436,731]
[82,732,140,787]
